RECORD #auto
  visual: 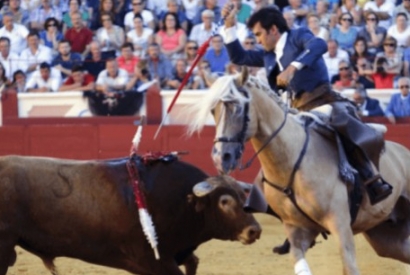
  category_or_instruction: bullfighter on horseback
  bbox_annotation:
[220,4,392,248]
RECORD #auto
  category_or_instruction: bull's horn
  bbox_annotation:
[193,181,215,197]
[237,181,253,192]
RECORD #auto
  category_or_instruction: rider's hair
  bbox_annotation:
[247,6,289,34]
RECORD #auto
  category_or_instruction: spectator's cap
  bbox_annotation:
[72,64,84,73]
[39,62,51,70]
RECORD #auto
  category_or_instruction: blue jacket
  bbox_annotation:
[364,97,384,117]
[225,27,329,95]
[385,93,410,118]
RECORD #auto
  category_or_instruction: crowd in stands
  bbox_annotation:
[0,0,408,119]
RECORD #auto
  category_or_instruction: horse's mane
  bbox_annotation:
[187,73,292,135]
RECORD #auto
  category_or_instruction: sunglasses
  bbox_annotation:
[400,85,409,88]
[341,18,352,22]
[366,18,376,21]
[188,46,198,50]
[384,43,395,47]
[339,67,349,71]
[47,23,56,27]
[245,41,255,45]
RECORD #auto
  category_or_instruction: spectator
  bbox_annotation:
[184,40,199,69]
[117,42,139,75]
[124,0,155,32]
[323,39,350,80]
[283,0,309,27]
[159,0,188,31]
[316,0,335,29]
[95,58,129,96]
[403,46,410,76]
[29,0,62,31]
[241,35,260,76]
[283,10,299,29]
[0,37,20,80]
[385,77,410,123]
[91,0,122,31]
[19,31,53,78]
[126,13,154,58]
[146,42,173,88]
[387,13,410,49]
[52,40,82,79]
[181,0,201,28]
[95,12,125,58]
[192,0,221,25]
[83,41,108,79]
[155,12,187,61]
[231,0,252,24]
[0,11,28,55]
[0,0,30,27]
[190,9,218,46]
[64,11,93,57]
[307,13,329,41]
[309,0,338,13]
[39,17,63,55]
[350,37,376,70]
[10,69,26,93]
[25,62,61,92]
[330,12,358,52]
[363,0,394,30]
[125,60,152,91]
[393,0,410,20]
[192,59,217,89]
[252,0,270,12]
[361,56,398,88]
[376,36,403,76]
[59,64,95,91]
[0,62,10,89]
[352,62,375,89]
[62,0,90,33]
[21,0,41,11]
[357,11,386,54]
[167,58,194,89]
[331,60,356,92]
[337,0,362,27]
[204,34,229,75]
[352,85,384,117]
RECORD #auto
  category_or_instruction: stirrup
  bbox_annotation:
[363,174,383,185]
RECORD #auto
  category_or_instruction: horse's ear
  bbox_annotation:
[238,66,249,86]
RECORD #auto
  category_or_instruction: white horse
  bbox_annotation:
[187,69,410,275]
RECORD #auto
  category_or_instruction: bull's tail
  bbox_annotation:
[42,258,58,275]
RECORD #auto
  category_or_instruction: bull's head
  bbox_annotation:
[189,176,261,245]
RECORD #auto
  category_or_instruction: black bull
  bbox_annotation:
[0,155,261,275]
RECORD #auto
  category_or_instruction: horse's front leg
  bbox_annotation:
[284,224,317,275]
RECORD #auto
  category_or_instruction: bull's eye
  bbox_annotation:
[221,198,229,206]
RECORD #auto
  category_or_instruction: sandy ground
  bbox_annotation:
[6,214,410,275]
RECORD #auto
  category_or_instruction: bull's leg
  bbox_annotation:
[181,253,199,275]
[284,224,317,275]
[363,219,410,263]
[154,258,185,275]
[42,257,59,275]
[0,240,17,275]
[325,211,359,275]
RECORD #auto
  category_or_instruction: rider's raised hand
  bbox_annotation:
[222,3,237,28]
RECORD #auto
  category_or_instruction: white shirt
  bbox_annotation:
[363,1,395,29]
[0,24,29,55]
[19,45,53,78]
[189,22,218,46]
[387,25,410,48]
[96,69,129,88]
[25,67,62,92]
[181,0,200,20]
[124,10,155,30]
[0,52,20,79]
[323,49,350,80]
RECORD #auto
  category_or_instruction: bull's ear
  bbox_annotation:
[238,66,249,86]
[193,181,215,197]
[237,181,253,193]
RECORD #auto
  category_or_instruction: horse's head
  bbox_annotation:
[188,68,272,174]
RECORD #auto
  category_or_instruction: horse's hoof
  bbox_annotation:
[272,239,290,255]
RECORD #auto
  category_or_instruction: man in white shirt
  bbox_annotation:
[0,37,20,80]
[25,62,62,92]
[96,58,129,97]
[124,0,155,31]
[190,9,218,46]
[19,31,53,79]
[0,12,29,54]
[323,39,350,80]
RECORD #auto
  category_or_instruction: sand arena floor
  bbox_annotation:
[6,214,410,275]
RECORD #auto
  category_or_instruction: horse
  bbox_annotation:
[187,69,410,275]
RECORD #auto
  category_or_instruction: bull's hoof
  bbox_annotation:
[272,239,290,255]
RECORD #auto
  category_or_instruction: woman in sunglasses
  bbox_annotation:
[376,36,403,75]
[39,17,63,56]
[330,12,358,52]
[357,11,386,54]
[337,0,362,27]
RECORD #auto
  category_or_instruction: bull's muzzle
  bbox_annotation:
[238,224,262,245]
